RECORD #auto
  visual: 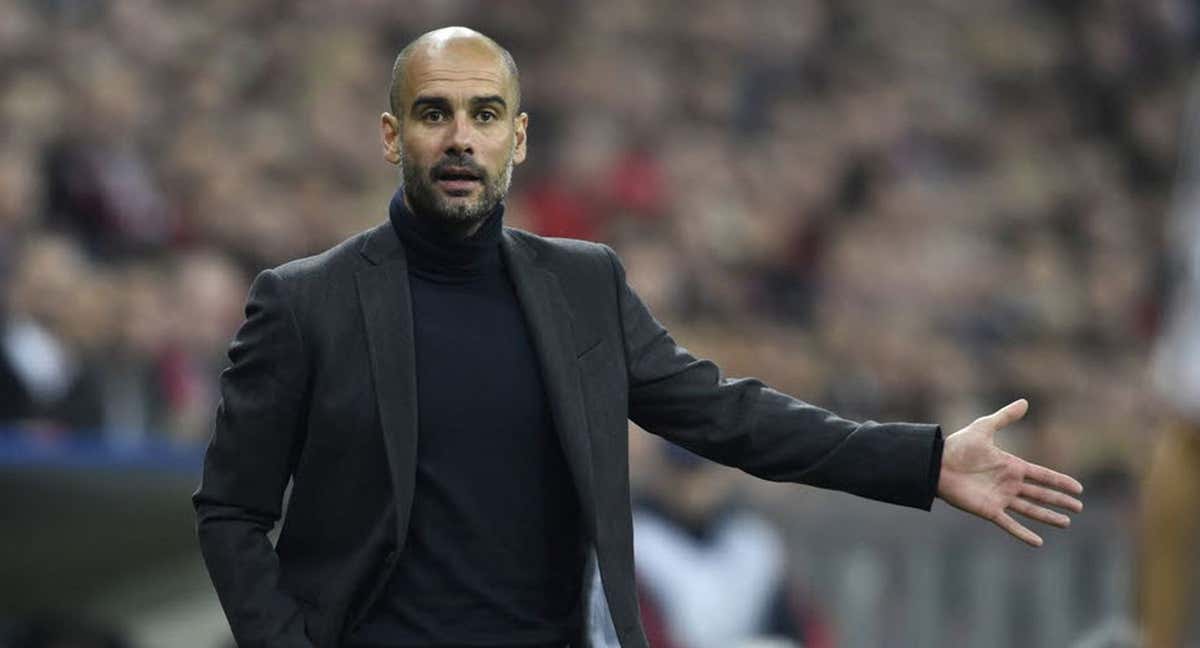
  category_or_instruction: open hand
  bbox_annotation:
[936,399,1084,547]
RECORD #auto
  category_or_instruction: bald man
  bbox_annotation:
[193,27,1084,648]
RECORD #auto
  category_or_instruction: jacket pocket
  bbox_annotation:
[575,337,604,360]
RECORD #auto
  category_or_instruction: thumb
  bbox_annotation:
[987,398,1029,431]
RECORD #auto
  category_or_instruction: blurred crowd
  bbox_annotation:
[0,0,1195,485]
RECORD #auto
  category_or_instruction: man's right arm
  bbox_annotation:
[192,268,315,648]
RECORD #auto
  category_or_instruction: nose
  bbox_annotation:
[445,111,475,156]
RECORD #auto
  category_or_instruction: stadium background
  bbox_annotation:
[0,0,1194,646]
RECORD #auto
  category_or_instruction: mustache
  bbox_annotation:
[429,155,488,181]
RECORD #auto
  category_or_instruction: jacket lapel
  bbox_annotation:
[356,222,420,544]
[353,221,598,543]
[501,229,598,533]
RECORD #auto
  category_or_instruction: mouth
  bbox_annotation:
[434,167,483,195]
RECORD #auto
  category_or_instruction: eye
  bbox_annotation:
[422,109,446,123]
[476,110,497,123]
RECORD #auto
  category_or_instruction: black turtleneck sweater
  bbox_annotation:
[346,192,583,647]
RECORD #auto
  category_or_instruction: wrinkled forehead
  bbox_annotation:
[401,41,515,109]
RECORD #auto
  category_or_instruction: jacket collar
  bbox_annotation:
[360,218,541,268]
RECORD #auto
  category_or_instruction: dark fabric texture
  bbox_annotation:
[193,210,943,648]
[343,195,581,646]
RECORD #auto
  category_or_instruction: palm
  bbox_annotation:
[937,399,1084,547]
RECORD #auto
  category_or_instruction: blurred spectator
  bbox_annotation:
[98,261,171,440]
[592,440,831,648]
[634,445,830,648]
[0,235,107,433]
[42,134,176,260]
[1139,69,1200,648]
[160,251,246,442]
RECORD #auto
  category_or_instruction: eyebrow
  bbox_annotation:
[470,95,507,110]
[410,94,508,114]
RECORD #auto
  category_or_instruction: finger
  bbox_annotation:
[1025,462,1084,495]
[1020,482,1084,513]
[1008,498,1071,528]
[993,511,1044,547]
[987,398,1029,429]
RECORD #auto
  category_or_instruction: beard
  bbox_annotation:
[400,147,514,227]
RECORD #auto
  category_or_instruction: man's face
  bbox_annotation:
[381,40,527,230]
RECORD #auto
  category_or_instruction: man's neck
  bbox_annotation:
[404,194,488,240]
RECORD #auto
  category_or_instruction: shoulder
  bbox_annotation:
[504,227,622,294]
[503,226,618,273]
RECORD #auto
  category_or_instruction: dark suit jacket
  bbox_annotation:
[192,221,941,648]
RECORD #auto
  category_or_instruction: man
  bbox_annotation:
[193,27,1084,648]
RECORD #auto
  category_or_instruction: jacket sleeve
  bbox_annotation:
[192,268,316,647]
[604,246,942,510]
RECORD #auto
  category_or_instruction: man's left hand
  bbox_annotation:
[936,398,1084,547]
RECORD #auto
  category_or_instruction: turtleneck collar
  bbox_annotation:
[388,185,504,281]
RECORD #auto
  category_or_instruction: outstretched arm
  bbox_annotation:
[606,245,942,510]
[936,399,1084,546]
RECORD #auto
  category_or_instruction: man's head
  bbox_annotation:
[381,27,527,235]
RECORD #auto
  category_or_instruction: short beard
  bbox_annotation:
[400,147,514,230]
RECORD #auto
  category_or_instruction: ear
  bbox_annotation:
[381,112,401,165]
[512,112,528,165]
